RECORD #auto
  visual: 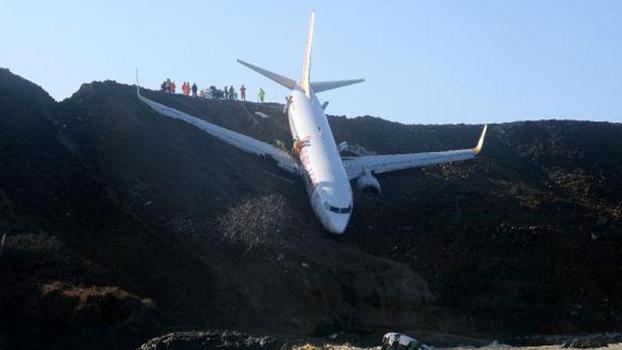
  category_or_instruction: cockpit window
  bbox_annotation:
[323,202,351,214]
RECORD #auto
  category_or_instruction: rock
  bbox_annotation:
[560,333,622,348]
[138,330,285,350]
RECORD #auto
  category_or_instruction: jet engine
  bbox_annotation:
[356,173,381,194]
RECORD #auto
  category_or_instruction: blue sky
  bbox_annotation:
[1,1,620,124]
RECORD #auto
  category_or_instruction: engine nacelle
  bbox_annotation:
[356,173,381,194]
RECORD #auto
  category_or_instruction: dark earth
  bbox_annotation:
[0,68,621,350]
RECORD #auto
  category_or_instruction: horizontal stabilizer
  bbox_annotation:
[311,79,364,93]
[237,59,297,90]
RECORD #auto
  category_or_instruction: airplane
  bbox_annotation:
[136,11,487,234]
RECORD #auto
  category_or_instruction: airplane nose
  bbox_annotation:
[327,213,350,234]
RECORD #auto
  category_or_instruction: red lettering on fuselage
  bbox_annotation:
[296,135,318,186]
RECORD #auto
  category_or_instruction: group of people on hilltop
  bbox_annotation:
[160,79,198,97]
[161,79,176,93]
[180,81,198,97]
[218,85,253,101]
[222,85,238,100]
[160,79,266,103]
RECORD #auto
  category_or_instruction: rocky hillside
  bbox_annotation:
[0,69,621,350]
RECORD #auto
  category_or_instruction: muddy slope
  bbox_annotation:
[1,72,621,349]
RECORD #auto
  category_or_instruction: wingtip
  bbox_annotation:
[473,124,488,154]
[135,67,141,97]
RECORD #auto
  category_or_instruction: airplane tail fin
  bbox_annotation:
[300,12,364,95]
[238,11,364,95]
[237,59,297,90]
[300,11,315,96]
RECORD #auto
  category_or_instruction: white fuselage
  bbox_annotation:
[287,88,353,234]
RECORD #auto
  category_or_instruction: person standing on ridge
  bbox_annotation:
[229,85,235,100]
[171,81,176,94]
[240,84,246,101]
[258,88,265,103]
[283,95,292,114]
[192,83,198,97]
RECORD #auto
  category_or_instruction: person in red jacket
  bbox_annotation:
[240,84,246,101]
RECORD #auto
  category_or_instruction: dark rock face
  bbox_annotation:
[512,332,622,348]
[138,331,285,350]
[560,333,622,348]
[1,70,621,349]
[0,72,211,349]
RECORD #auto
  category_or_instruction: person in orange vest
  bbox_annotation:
[240,84,246,101]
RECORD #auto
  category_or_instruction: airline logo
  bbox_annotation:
[294,135,311,154]
[297,135,318,188]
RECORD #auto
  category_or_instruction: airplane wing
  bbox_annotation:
[343,125,487,180]
[136,88,300,175]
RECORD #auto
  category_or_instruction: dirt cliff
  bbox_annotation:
[1,70,621,349]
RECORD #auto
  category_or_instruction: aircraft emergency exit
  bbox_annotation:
[136,11,487,234]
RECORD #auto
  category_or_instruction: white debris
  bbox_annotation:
[0,233,6,256]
